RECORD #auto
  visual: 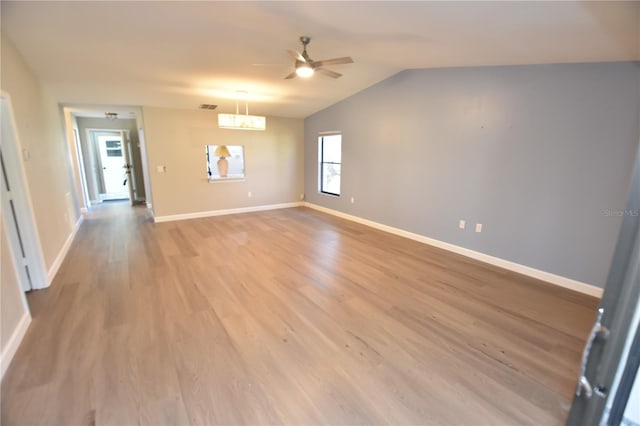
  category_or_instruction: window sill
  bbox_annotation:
[319,191,340,197]
[208,177,246,183]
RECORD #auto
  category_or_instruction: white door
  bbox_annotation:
[121,130,136,206]
[0,95,48,291]
[1,151,32,291]
[97,135,128,200]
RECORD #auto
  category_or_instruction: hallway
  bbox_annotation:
[1,203,599,425]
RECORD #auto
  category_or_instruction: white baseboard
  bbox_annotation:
[304,202,604,298]
[154,202,304,223]
[1,312,31,379]
[45,215,84,287]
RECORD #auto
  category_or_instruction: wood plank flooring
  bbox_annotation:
[1,203,599,425]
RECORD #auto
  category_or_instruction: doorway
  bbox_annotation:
[96,134,129,201]
[69,121,147,208]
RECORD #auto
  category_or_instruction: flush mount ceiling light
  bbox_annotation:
[105,112,118,120]
[218,91,266,131]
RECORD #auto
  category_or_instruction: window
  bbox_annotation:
[206,145,245,180]
[319,134,341,196]
[105,140,123,157]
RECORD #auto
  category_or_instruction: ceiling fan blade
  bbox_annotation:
[317,68,342,79]
[312,57,353,67]
[284,71,297,80]
[287,49,306,62]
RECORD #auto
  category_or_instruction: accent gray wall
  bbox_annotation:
[304,62,640,287]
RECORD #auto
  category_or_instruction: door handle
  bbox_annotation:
[576,308,610,398]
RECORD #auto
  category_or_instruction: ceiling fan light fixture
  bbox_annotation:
[285,37,352,80]
[296,63,314,78]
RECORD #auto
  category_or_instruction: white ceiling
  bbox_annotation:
[3,1,639,119]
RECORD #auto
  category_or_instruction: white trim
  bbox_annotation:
[46,215,84,287]
[1,312,31,379]
[304,202,604,298]
[208,177,246,183]
[154,202,304,223]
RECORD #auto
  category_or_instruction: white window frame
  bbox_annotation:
[318,133,342,196]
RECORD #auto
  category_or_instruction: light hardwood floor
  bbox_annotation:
[2,203,599,425]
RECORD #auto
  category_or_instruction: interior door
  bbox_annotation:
[1,150,32,291]
[97,135,128,200]
[121,130,135,206]
[567,145,640,425]
[0,95,48,291]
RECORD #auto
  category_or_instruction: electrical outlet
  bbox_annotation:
[350,197,355,204]
[459,220,465,229]
[248,191,252,198]
[156,165,166,173]
[475,223,483,233]
[300,193,304,200]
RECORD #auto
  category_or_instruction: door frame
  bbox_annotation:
[87,127,143,206]
[0,92,48,292]
[121,130,136,204]
[63,109,150,212]
[137,127,153,211]
[72,127,90,212]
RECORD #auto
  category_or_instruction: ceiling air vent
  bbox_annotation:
[200,104,218,110]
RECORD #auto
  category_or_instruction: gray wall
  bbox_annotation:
[304,62,640,287]
[76,117,145,203]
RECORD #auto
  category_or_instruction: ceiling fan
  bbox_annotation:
[285,36,353,80]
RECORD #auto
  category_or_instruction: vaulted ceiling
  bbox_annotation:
[2,1,639,118]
